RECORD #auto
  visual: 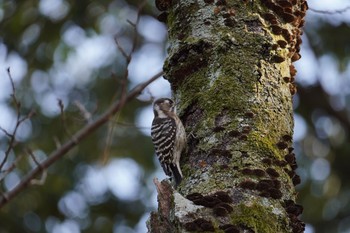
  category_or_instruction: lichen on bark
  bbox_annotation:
[149,0,307,232]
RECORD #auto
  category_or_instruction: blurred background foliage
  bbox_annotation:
[0,0,349,232]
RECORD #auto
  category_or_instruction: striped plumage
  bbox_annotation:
[151,98,186,186]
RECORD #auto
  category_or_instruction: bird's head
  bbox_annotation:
[153,98,175,118]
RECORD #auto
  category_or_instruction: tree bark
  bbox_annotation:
[148,0,308,232]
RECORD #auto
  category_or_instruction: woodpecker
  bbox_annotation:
[151,98,187,186]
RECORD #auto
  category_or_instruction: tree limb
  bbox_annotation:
[0,70,163,208]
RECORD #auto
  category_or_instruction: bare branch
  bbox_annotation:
[26,149,47,186]
[309,6,350,14]
[74,100,93,123]
[58,99,73,136]
[104,0,148,163]
[58,99,66,126]
[101,112,120,165]
[0,70,163,208]
[0,153,25,182]
[19,110,35,124]
[53,137,62,149]
[30,171,47,186]
[0,69,34,170]
[114,38,129,59]
[127,19,136,27]
[58,99,64,115]
[27,149,40,166]
[0,126,12,138]
[6,68,18,106]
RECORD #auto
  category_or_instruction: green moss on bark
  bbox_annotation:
[230,202,289,233]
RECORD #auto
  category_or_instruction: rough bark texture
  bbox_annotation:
[148,0,307,232]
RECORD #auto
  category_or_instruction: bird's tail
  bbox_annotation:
[170,163,183,187]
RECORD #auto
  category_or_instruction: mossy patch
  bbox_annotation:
[230,202,287,233]
[246,131,281,159]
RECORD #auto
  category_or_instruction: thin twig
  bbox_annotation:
[27,149,40,166]
[114,0,147,97]
[309,6,350,14]
[101,111,121,165]
[0,153,26,182]
[30,171,47,186]
[19,110,35,124]
[57,99,72,136]
[53,137,62,149]
[104,0,147,163]
[58,99,65,116]
[0,126,12,138]
[26,149,47,185]
[0,69,34,170]
[0,70,163,209]
[114,39,129,59]
[74,100,93,123]
[7,68,18,108]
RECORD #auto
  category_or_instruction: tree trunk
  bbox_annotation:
[148,0,308,232]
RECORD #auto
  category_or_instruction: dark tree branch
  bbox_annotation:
[0,70,163,209]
